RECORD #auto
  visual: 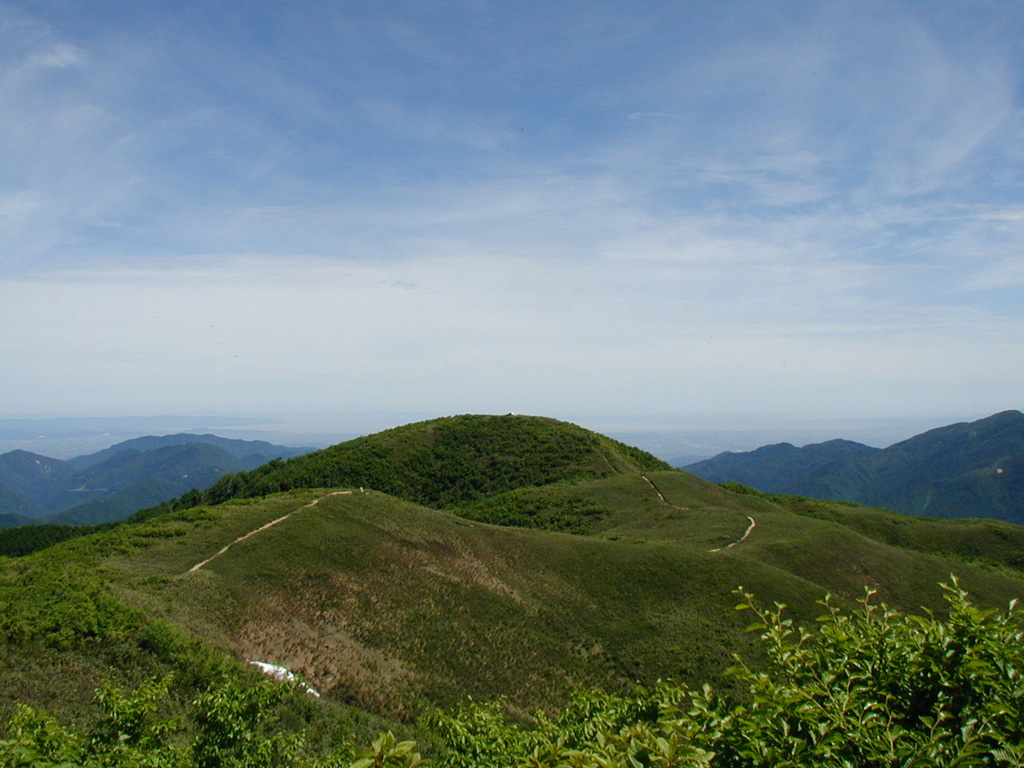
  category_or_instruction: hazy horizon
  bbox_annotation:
[0,409,1008,463]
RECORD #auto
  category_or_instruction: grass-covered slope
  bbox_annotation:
[0,501,402,754]
[4,414,1024,745]
[0,488,771,728]
[134,493,778,715]
[194,414,670,509]
[463,471,1024,610]
[31,478,1024,723]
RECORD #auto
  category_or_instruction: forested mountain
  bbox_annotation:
[0,434,309,527]
[65,433,312,472]
[686,410,1024,524]
[3,414,1024,765]
[0,483,45,520]
[0,450,73,511]
[189,413,671,510]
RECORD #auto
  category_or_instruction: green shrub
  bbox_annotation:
[424,578,1024,766]
[190,677,303,768]
[687,577,1024,765]
[4,580,1022,766]
[458,488,613,534]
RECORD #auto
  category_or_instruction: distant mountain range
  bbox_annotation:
[685,410,1024,524]
[0,434,310,527]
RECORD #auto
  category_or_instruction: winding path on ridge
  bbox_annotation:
[639,474,756,552]
[708,515,756,552]
[186,476,756,573]
[188,491,352,573]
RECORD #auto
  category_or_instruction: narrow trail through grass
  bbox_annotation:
[640,474,756,552]
[639,474,672,504]
[709,515,756,552]
[187,490,353,573]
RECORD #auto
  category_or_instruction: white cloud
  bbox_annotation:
[2,245,1020,418]
[621,1,1016,204]
[0,1,1021,422]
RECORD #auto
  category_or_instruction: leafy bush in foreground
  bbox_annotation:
[425,578,1024,767]
[3,579,1022,766]
[0,676,333,768]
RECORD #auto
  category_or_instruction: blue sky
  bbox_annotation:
[1,0,1022,434]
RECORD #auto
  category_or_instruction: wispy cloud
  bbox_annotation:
[0,0,1022,422]
[3,234,1019,416]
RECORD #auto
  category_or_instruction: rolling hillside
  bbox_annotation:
[3,414,1024,759]
[686,410,1024,524]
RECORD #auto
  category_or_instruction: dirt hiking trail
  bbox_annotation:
[639,474,756,552]
[188,491,353,573]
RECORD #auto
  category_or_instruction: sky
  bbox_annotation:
[2,0,1023,439]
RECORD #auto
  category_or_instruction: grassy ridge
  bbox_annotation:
[99,491,779,718]
[722,483,1024,575]
[95,481,1024,720]
[462,471,1024,612]
[0,497,404,753]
